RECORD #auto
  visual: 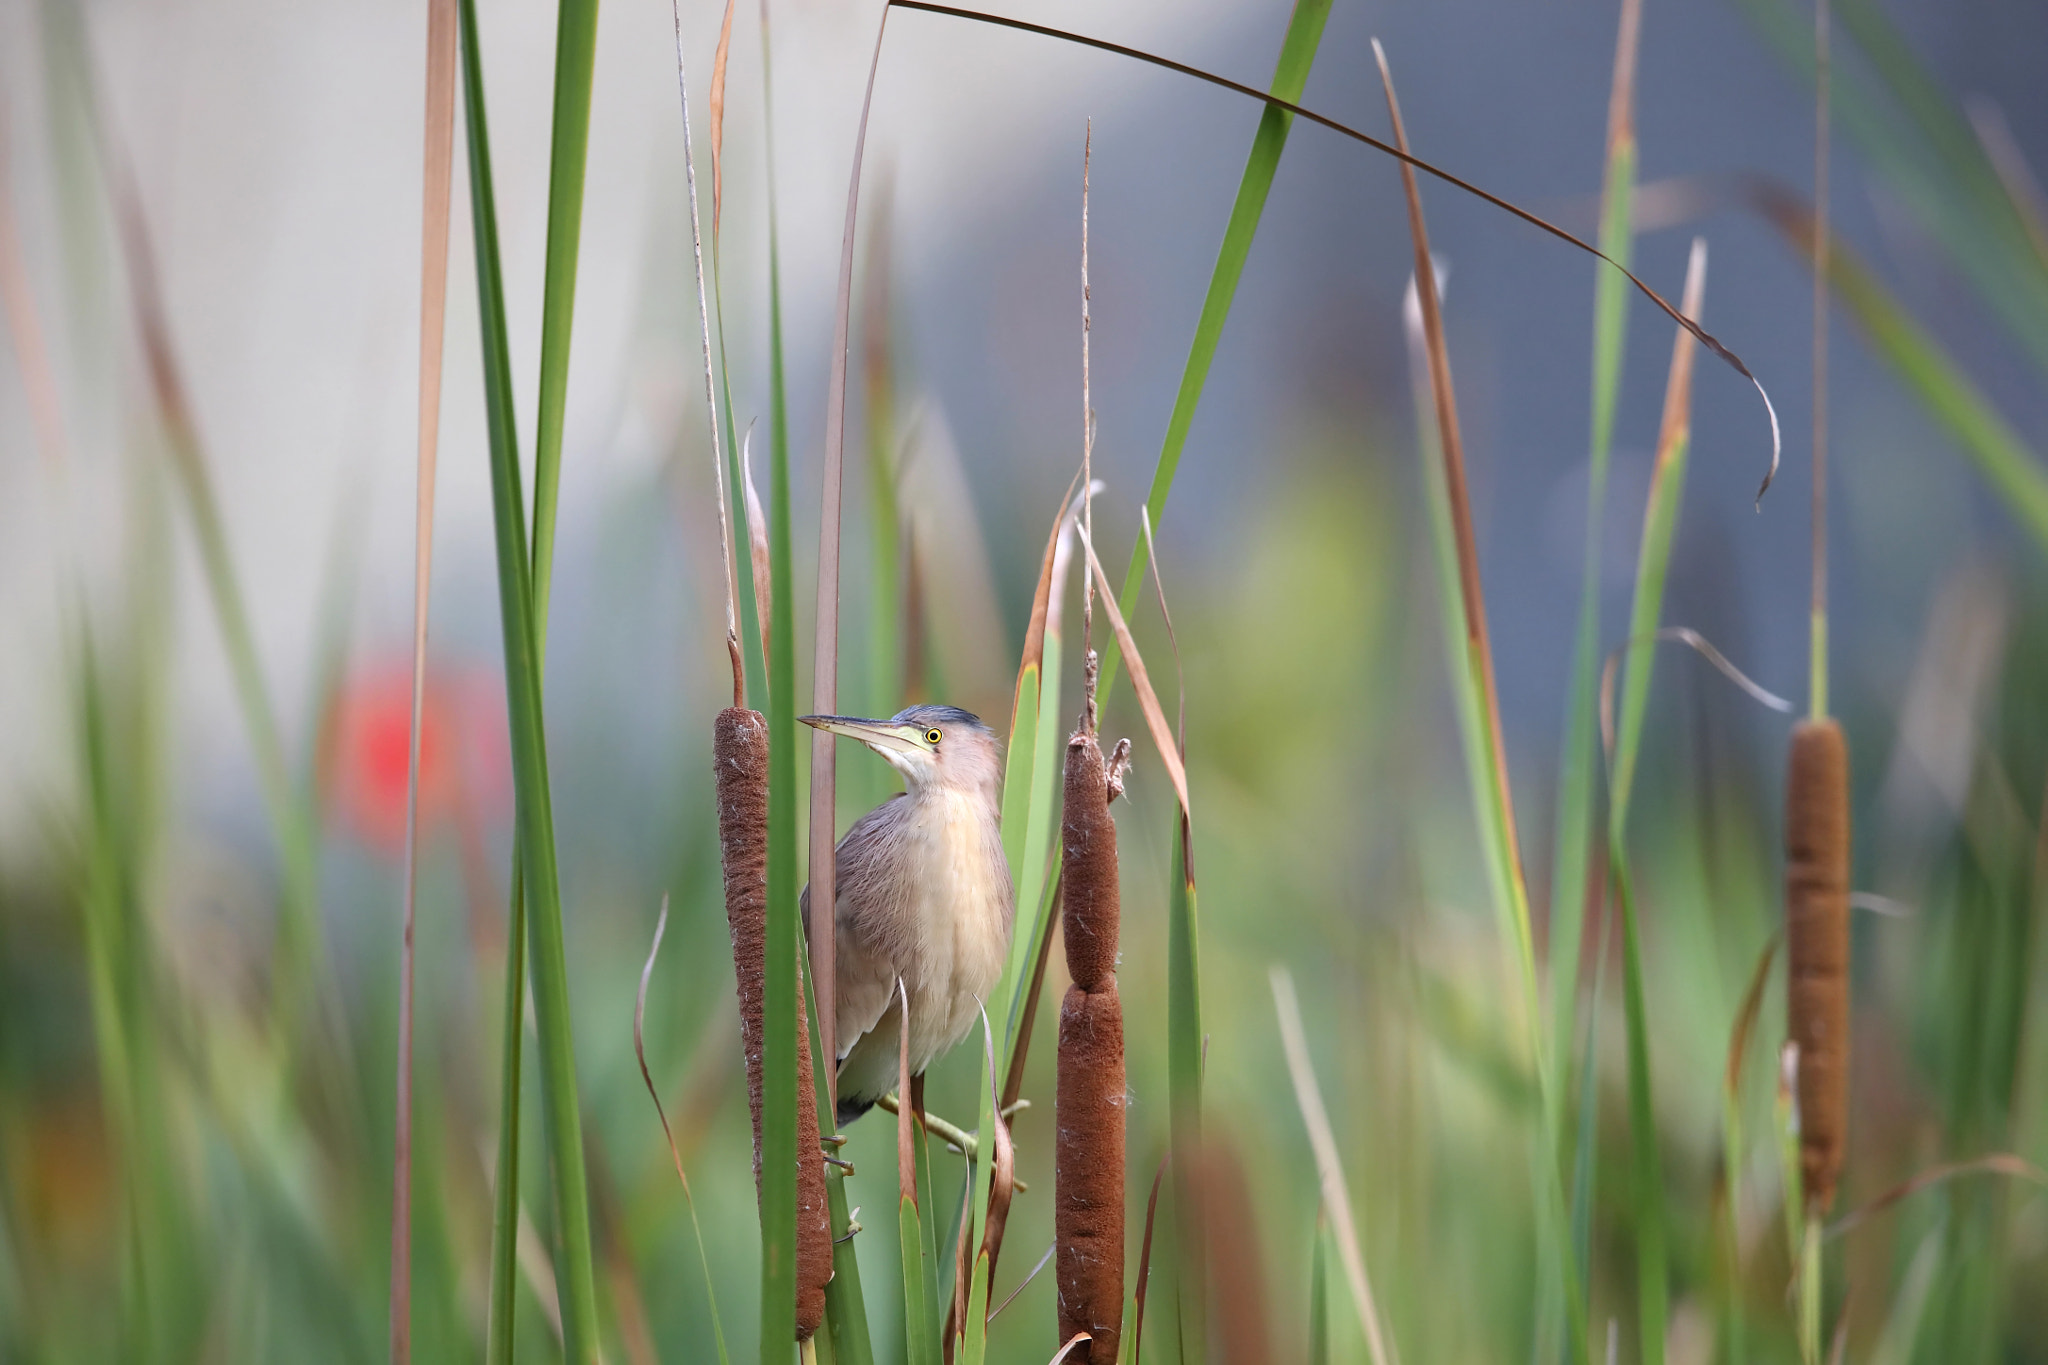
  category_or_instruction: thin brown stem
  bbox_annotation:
[1080,123,1097,731]
[1811,0,1831,718]
[391,1,457,1357]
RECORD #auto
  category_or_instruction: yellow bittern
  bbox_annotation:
[800,705,1014,1126]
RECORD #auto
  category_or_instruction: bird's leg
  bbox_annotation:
[1104,737,1133,804]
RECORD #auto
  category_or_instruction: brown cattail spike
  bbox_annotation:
[1785,716,1851,1213]
[1056,981,1125,1361]
[1061,732,1119,992]
[1055,728,1125,1362]
[713,707,833,1338]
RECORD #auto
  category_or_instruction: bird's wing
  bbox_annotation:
[831,934,897,1067]
[799,796,909,1065]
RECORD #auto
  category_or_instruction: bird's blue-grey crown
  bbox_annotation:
[888,703,988,733]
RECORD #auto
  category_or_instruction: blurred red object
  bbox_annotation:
[325,660,508,859]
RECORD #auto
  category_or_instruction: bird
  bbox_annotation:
[799,704,1014,1128]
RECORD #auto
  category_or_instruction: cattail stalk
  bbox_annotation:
[714,706,832,1338]
[1785,718,1850,1214]
[1056,718,1124,1362]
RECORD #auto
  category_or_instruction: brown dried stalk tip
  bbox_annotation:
[1055,981,1125,1364]
[1786,717,1850,1214]
[713,707,832,1338]
[1061,731,1120,992]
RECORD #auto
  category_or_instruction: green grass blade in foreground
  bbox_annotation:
[1611,864,1667,1365]
[527,0,599,629]
[761,312,801,1365]
[457,2,599,1356]
[1749,184,2048,556]
[900,1193,936,1365]
[956,1017,1000,1365]
[799,928,874,1365]
[1098,0,1331,704]
[456,9,524,1355]
[995,489,1075,1062]
[1167,815,1205,1365]
[1388,51,1585,1346]
[1550,0,1638,1151]
[1570,906,1607,1296]
[1603,240,1707,1365]
[998,671,1038,908]
[711,262,767,700]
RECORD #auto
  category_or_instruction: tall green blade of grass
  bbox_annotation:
[1384,47,1586,1360]
[1167,814,1204,1365]
[955,1018,1001,1365]
[1096,0,1331,705]
[456,3,526,1351]
[1609,868,1665,1365]
[996,487,1077,1067]
[798,935,873,1365]
[1605,238,1708,1365]
[762,219,802,1362]
[1550,0,1639,1178]
[528,0,599,628]
[457,3,600,1356]
[898,1169,936,1365]
[1748,182,2048,556]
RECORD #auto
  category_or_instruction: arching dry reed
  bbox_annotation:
[1056,721,1124,1362]
[713,706,832,1337]
[1785,717,1850,1214]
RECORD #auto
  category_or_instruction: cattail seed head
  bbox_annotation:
[1055,726,1126,1364]
[1061,731,1120,991]
[1785,716,1850,1213]
[1055,980,1125,1363]
[713,706,832,1338]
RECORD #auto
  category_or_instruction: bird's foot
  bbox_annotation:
[823,1152,856,1175]
[835,1207,863,1243]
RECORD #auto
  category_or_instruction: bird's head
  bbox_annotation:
[799,704,1001,798]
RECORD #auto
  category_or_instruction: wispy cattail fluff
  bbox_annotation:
[1056,721,1124,1363]
[713,706,832,1338]
[1785,717,1850,1213]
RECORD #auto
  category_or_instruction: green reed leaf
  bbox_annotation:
[458,1,599,1355]
[1097,0,1331,705]
[528,0,599,629]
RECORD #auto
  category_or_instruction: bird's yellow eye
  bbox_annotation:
[926,728,943,745]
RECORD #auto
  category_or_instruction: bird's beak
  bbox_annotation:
[798,715,931,758]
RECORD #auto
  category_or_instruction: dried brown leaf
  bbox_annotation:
[709,0,735,238]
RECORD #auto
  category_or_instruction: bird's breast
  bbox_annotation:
[889,787,1014,1071]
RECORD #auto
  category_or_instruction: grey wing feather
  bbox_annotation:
[802,796,906,1066]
